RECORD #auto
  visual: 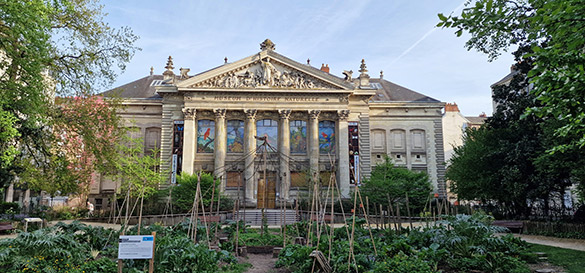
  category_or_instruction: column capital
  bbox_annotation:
[337,110,350,121]
[278,109,292,120]
[214,108,226,119]
[308,110,321,119]
[244,109,257,120]
[182,108,196,120]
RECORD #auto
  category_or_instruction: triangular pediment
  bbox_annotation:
[176,50,354,91]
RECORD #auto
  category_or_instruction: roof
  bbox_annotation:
[100,75,164,99]
[491,70,520,88]
[369,78,440,103]
[465,116,488,125]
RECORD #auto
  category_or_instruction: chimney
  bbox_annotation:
[479,112,487,117]
[320,64,330,73]
[445,102,460,112]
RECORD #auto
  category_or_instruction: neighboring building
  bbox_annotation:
[442,102,487,203]
[442,103,487,163]
[94,39,447,209]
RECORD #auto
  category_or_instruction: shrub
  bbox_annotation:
[275,244,315,273]
[373,252,434,273]
[172,172,228,213]
[0,202,19,214]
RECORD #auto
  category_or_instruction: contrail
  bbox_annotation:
[390,1,467,65]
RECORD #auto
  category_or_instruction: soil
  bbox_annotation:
[241,253,288,273]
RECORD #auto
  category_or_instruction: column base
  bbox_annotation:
[243,199,257,208]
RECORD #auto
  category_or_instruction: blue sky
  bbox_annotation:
[102,0,515,116]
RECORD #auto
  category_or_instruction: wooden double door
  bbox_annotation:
[257,172,276,209]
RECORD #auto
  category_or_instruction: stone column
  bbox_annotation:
[244,109,257,206]
[23,189,31,213]
[181,108,196,174]
[337,110,350,197]
[214,109,227,191]
[5,182,14,202]
[308,110,321,183]
[278,110,292,201]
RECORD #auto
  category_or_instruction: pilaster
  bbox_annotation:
[182,108,196,174]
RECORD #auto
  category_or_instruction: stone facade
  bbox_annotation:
[96,40,447,208]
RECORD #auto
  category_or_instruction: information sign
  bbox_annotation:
[118,235,155,259]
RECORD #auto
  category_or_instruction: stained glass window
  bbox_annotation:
[227,120,244,153]
[256,119,278,152]
[319,120,335,154]
[290,120,307,154]
[197,119,215,153]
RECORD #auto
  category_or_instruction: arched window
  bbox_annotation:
[256,119,278,152]
[227,120,244,153]
[290,120,307,154]
[197,119,215,153]
[319,120,335,154]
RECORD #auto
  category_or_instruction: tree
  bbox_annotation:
[0,0,138,191]
[114,133,163,233]
[361,157,432,213]
[437,0,585,152]
[447,54,578,217]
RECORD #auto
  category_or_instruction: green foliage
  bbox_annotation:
[172,172,221,212]
[79,257,117,273]
[0,202,19,214]
[447,55,579,217]
[528,243,585,273]
[437,0,585,192]
[361,157,432,212]
[115,132,163,199]
[235,230,284,247]
[0,221,241,273]
[275,213,532,273]
[0,0,137,191]
[275,244,316,273]
[372,252,434,273]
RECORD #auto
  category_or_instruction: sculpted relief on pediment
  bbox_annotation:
[189,57,338,90]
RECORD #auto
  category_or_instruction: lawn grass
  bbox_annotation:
[528,243,585,273]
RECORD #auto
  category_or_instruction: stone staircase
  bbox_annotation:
[234,209,299,226]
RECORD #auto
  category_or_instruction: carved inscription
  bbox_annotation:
[212,95,319,102]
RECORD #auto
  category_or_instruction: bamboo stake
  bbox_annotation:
[387,195,398,231]
[379,204,383,229]
[396,202,401,233]
[235,200,240,256]
[356,187,377,255]
[137,184,146,235]
[405,193,413,230]
[347,183,358,272]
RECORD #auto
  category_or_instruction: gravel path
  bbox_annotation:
[242,254,287,273]
[511,234,585,251]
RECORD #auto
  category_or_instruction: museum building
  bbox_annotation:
[94,40,446,209]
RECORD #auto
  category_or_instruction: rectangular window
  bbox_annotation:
[290,120,307,154]
[290,172,308,187]
[226,172,243,188]
[319,120,335,154]
[349,122,359,184]
[411,130,425,150]
[197,119,215,153]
